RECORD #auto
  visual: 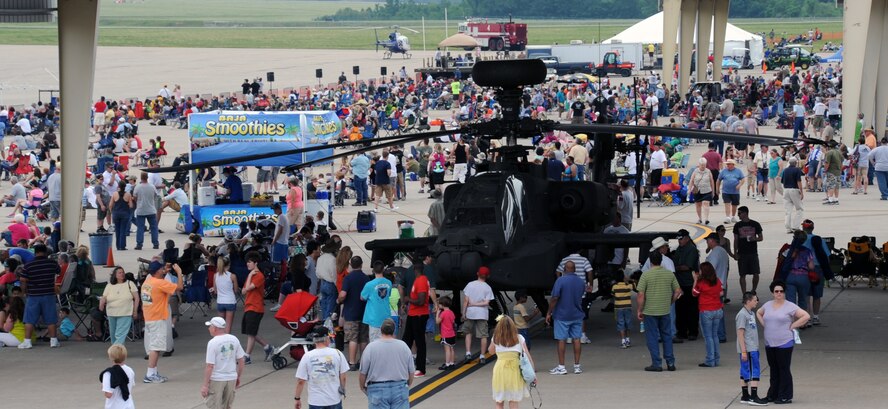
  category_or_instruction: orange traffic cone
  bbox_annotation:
[106,247,115,268]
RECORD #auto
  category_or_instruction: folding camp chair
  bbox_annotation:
[840,236,878,288]
[181,265,211,319]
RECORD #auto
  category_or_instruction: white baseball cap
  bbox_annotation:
[205,317,226,329]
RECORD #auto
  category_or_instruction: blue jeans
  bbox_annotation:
[575,164,586,181]
[135,214,158,248]
[111,211,130,250]
[425,303,436,333]
[367,381,409,409]
[874,170,888,199]
[643,314,675,368]
[354,176,368,203]
[319,280,338,320]
[792,117,805,139]
[518,328,531,349]
[700,309,723,366]
[785,273,810,310]
[108,315,132,345]
[718,312,727,342]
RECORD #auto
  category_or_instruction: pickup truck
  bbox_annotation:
[536,55,592,75]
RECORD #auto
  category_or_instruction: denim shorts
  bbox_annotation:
[810,267,825,298]
[217,303,236,313]
[615,308,632,332]
[553,319,582,340]
[272,242,288,263]
[739,351,761,381]
[24,294,58,326]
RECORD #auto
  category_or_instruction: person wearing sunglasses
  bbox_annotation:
[756,281,811,405]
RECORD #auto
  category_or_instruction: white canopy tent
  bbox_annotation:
[603,11,764,66]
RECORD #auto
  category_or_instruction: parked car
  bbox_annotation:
[766,45,818,70]
[721,56,741,70]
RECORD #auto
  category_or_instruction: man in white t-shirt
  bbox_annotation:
[295,326,349,409]
[271,203,290,265]
[811,97,827,139]
[461,267,494,364]
[16,117,32,134]
[646,93,659,125]
[202,317,245,409]
[649,142,668,196]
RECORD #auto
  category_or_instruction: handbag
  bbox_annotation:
[808,269,820,284]
[519,350,536,385]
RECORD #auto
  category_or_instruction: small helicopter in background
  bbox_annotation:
[374,25,419,59]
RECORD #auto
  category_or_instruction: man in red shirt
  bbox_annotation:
[702,142,724,205]
[241,251,274,364]
[401,263,429,377]
[93,96,107,134]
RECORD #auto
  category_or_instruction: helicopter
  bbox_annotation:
[374,26,418,59]
[145,59,819,316]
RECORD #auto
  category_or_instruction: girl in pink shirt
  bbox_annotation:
[436,296,457,370]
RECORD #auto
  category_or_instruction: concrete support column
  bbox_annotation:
[858,2,883,132]
[678,0,697,97]
[695,0,713,83]
[711,0,730,82]
[58,0,100,245]
[841,0,873,144]
[661,0,682,92]
[877,2,888,137]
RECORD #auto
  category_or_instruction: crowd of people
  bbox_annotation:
[2,43,887,408]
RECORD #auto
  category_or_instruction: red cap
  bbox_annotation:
[477,266,490,277]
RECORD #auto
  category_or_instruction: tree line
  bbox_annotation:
[319,0,841,21]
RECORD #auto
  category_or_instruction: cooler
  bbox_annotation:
[397,220,414,239]
[197,186,216,206]
[357,210,376,232]
[661,168,679,186]
[242,183,254,200]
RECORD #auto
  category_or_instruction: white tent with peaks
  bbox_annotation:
[603,11,764,66]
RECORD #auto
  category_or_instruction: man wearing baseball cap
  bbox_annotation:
[202,317,245,409]
[141,260,183,383]
[295,326,349,409]
[462,266,494,365]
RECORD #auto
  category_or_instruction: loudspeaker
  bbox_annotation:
[315,69,323,79]
[381,67,387,76]
[266,71,275,82]
[353,65,360,75]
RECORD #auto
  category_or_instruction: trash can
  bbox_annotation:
[397,220,415,239]
[88,232,113,265]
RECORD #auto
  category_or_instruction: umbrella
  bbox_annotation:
[438,33,479,48]
[556,73,599,83]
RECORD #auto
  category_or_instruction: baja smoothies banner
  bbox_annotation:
[177,204,287,237]
[189,111,341,167]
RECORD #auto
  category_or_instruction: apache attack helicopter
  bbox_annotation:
[146,58,813,314]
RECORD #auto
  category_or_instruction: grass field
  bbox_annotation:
[0,0,843,51]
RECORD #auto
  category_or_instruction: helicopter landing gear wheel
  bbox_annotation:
[405,53,412,59]
[271,355,287,370]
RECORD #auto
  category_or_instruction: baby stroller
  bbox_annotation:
[269,292,323,369]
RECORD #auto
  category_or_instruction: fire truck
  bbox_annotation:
[456,18,528,51]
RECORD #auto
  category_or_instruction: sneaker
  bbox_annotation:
[438,363,450,371]
[479,357,487,365]
[812,316,821,326]
[724,217,732,224]
[740,395,751,404]
[580,334,591,344]
[143,374,167,384]
[264,344,275,362]
[17,339,33,349]
[748,397,769,406]
[733,216,740,223]
[620,339,628,349]
[549,366,567,375]
[244,355,252,365]
[349,363,359,372]
[625,339,631,348]
[269,303,282,312]
[465,353,473,362]
[418,189,425,194]
[644,365,663,372]
[50,338,60,348]
[573,364,583,374]
[413,370,425,378]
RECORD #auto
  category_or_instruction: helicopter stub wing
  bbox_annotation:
[565,231,682,265]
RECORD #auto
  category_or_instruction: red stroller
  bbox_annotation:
[270,292,322,370]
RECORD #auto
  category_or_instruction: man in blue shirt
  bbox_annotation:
[338,256,371,371]
[350,153,371,206]
[718,159,745,223]
[361,260,392,342]
[546,261,586,375]
[220,167,244,203]
[373,150,396,212]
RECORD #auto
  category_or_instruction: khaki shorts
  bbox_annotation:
[144,319,172,352]
[460,319,489,339]
[374,184,394,200]
[344,321,369,343]
[813,115,824,129]
[206,380,237,409]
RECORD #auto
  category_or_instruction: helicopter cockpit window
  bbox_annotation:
[445,180,499,227]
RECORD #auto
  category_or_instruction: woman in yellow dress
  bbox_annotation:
[488,315,534,408]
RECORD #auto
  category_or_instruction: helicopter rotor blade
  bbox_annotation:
[554,123,802,147]
[400,27,420,34]
[141,133,439,174]
[282,127,465,172]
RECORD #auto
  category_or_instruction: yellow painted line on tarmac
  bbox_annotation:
[671,220,714,243]
[408,354,490,403]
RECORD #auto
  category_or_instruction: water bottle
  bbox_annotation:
[793,328,802,345]
[23,209,28,222]
[640,321,645,333]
